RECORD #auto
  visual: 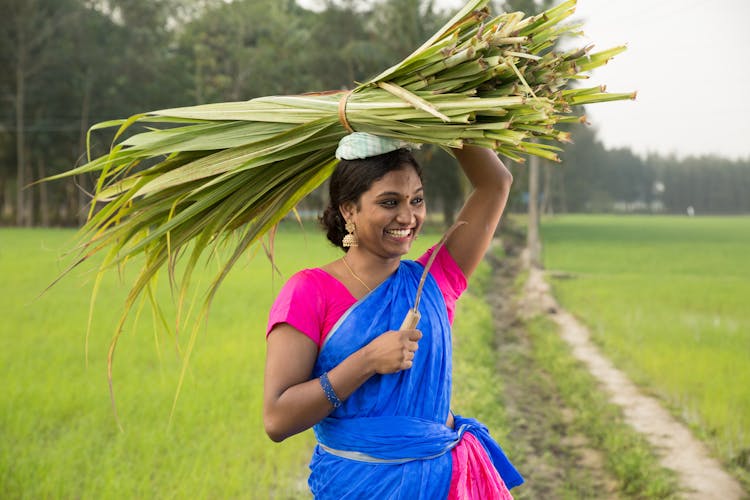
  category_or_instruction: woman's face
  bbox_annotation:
[343,165,425,259]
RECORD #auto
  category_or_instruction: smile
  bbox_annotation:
[385,228,413,238]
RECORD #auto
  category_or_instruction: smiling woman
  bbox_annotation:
[322,145,425,268]
[263,132,519,499]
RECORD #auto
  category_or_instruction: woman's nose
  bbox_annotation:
[396,205,416,224]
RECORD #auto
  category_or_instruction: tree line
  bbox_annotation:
[514,125,750,216]
[2,0,748,228]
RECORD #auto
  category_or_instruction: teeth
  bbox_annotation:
[386,229,411,237]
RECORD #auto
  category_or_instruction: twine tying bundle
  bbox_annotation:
[338,91,355,133]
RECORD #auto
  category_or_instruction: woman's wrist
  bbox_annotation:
[319,372,343,408]
[324,346,377,406]
[355,343,378,378]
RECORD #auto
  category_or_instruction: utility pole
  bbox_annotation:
[526,152,542,269]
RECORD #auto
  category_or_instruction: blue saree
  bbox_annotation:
[309,260,523,499]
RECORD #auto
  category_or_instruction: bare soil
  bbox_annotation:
[489,232,747,500]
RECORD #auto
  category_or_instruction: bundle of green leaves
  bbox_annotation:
[51,0,632,395]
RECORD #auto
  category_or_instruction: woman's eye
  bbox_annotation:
[411,197,424,205]
[380,200,397,207]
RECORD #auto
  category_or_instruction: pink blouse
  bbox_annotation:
[266,244,467,347]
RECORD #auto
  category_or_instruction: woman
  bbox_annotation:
[264,132,522,499]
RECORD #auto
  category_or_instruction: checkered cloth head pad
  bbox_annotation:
[335,132,418,160]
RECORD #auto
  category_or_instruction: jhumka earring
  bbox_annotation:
[342,220,359,247]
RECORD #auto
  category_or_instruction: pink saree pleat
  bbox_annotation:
[448,433,514,500]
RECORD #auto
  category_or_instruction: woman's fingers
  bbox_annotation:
[400,330,420,370]
[402,349,414,369]
[403,329,421,351]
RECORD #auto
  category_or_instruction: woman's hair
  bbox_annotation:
[320,148,423,250]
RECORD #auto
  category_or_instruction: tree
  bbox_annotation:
[1,0,78,226]
[179,0,318,102]
[303,1,385,91]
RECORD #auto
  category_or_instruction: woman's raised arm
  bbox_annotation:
[445,145,513,279]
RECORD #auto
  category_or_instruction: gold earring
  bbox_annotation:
[342,220,358,247]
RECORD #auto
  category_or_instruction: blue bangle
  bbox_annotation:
[319,372,343,409]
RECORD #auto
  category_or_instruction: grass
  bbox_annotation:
[471,238,677,498]
[6,215,733,498]
[451,259,513,439]
[525,315,678,498]
[539,215,750,488]
[1,225,329,499]
[0,223,445,499]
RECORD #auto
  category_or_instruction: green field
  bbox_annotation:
[4,216,748,497]
[540,215,750,483]
[0,224,453,498]
[1,226,326,498]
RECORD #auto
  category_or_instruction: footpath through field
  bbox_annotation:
[519,262,745,499]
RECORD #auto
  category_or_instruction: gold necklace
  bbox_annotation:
[341,256,373,292]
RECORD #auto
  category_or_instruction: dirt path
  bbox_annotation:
[520,261,746,500]
[487,244,622,499]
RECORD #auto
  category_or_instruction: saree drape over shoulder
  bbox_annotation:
[309,260,523,499]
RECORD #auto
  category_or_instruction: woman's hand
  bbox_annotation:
[364,329,422,374]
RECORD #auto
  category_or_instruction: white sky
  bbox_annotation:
[298,0,750,160]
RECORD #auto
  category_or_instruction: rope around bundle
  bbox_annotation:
[338,90,355,133]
